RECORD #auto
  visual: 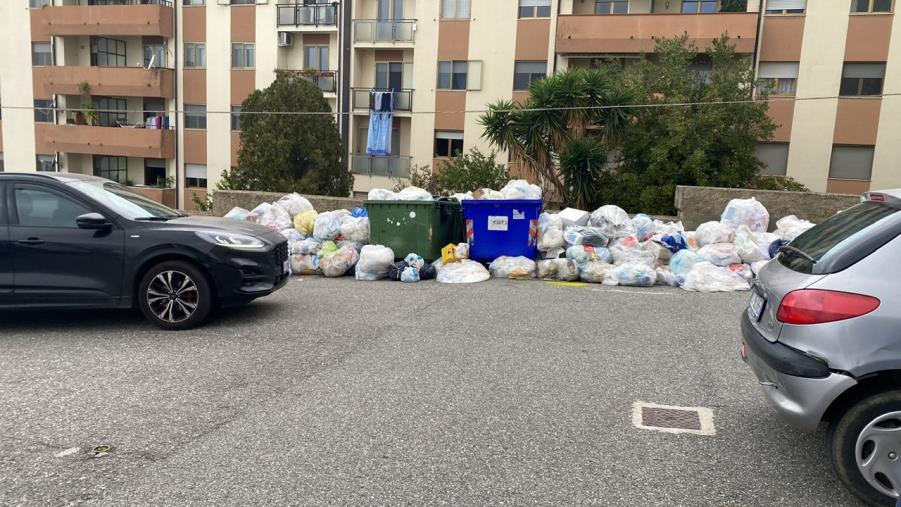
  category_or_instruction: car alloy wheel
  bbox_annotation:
[855,410,901,498]
[146,270,199,324]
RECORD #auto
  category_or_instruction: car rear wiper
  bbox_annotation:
[779,244,817,263]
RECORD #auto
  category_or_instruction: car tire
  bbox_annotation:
[138,261,213,331]
[830,390,901,507]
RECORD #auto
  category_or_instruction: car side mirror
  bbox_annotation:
[76,212,112,230]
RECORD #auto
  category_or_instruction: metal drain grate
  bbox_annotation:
[632,402,716,435]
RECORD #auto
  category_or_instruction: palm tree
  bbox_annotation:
[479,67,633,206]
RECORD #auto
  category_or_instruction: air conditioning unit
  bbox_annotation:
[278,32,294,47]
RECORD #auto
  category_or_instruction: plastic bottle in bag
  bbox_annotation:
[488,256,536,280]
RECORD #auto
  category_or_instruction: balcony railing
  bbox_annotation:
[30,2,174,38]
[281,69,338,93]
[351,155,411,178]
[33,66,175,99]
[35,123,175,159]
[277,4,337,27]
[351,88,413,111]
[353,19,416,44]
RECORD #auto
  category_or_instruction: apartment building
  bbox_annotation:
[1,0,899,209]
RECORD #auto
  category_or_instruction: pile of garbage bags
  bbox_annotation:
[225,188,818,294]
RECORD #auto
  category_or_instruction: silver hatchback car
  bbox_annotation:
[742,190,901,506]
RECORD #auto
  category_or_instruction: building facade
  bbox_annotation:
[0,0,899,208]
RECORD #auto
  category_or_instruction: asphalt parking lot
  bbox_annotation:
[0,278,863,506]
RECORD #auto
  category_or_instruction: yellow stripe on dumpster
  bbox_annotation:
[544,281,588,288]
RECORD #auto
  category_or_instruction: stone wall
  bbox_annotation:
[212,190,365,217]
[674,186,861,230]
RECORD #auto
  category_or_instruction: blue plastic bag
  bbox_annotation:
[352,207,368,218]
[659,233,689,254]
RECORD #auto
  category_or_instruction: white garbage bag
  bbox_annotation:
[579,261,615,283]
[681,261,751,293]
[610,236,657,266]
[355,245,396,281]
[488,256,536,280]
[733,225,770,264]
[436,259,490,284]
[537,258,579,281]
[608,262,657,287]
[653,220,685,237]
[368,188,398,201]
[276,192,314,217]
[655,267,682,287]
[397,186,433,201]
[559,207,591,228]
[289,254,320,275]
[697,243,742,267]
[669,249,705,276]
[313,210,349,241]
[476,188,505,200]
[280,229,304,242]
[632,213,657,242]
[566,245,611,272]
[291,238,323,256]
[721,197,769,233]
[224,207,250,221]
[500,179,542,200]
[319,245,360,278]
[777,215,815,241]
[590,205,631,236]
[339,216,370,243]
[563,226,609,247]
[538,212,566,252]
[404,253,425,270]
[401,266,421,283]
[455,243,469,260]
[695,221,735,247]
[452,192,474,202]
[248,202,292,231]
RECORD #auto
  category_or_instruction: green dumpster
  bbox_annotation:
[365,199,464,261]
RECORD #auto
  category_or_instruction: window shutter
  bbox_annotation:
[467,61,482,91]
[402,62,414,89]
[186,164,207,179]
[436,131,465,140]
[766,0,805,10]
[520,0,551,6]
[758,62,799,79]
[842,63,886,79]
[829,146,874,180]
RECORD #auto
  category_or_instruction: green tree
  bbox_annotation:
[607,34,776,214]
[479,68,633,206]
[434,148,510,194]
[218,73,351,196]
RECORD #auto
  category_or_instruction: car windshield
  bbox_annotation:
[779,201,900,274]
[68,180,182,220]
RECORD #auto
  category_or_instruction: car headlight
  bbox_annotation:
[196,231,266,250]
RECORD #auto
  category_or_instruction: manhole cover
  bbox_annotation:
[632,402,715,435]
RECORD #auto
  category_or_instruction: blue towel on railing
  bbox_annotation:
[367,91,394,156]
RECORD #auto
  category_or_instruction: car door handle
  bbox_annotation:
[17,238,45,246]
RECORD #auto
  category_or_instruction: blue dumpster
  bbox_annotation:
[462,199,544,262]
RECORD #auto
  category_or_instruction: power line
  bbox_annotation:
[4,93,901,116]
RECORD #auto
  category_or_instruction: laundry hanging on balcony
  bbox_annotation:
[367,91,394,157]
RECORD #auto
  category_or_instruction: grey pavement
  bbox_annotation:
[0,278,862,506]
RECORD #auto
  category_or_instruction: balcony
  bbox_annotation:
[277,3,338,29]
[351,154,412,178]
[33,66,175,99]
[556,12,758,54]
[35,123,175,159]
[353,20,416,45]
[281,70,338,94]
[30,1,174,38]
[351,88,413,112]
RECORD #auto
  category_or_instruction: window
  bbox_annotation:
[144,159,166,187]
[435,131,464,158]
[184,43,206,68]
[766,0,806,14]
[143,44,166,68]
[375,62,405,90]
[514,61,547,90]
[34,99,54,123]
[830,146,874,180]
[96,97,126,127]
[32,42,52,66]
[231,0,255,4]
[0,153,4,173]
[519,0,551,17]
[29,0,51,7]
[231,43,255,68]
[682,0,718,13]
[93,156,127,184]
[757,62,799,96]
[441,0,471,19]
[231,106,242,131]
[185,104,207,129]
[438,61,467,90]
[36,155,56,172]
[14,186,90,228]
[184,0,205,5]
[851,0,894,13]
[91,37,126,67]
[755,143,789,176]
[143,99,165,123]
[595,0,628,14]
[186,164,207,188]
[304,45,329,71]
[840,63,886,96]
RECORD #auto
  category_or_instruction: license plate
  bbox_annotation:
[748,291,766,322]
[283,259,290,275]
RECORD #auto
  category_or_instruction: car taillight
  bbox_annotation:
[777,289,881,325]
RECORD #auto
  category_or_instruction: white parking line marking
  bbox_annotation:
[632,401,716,436]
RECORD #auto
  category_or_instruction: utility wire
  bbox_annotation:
[5,92,901,116]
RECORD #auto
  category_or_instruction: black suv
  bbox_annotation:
[0,173,288,330]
